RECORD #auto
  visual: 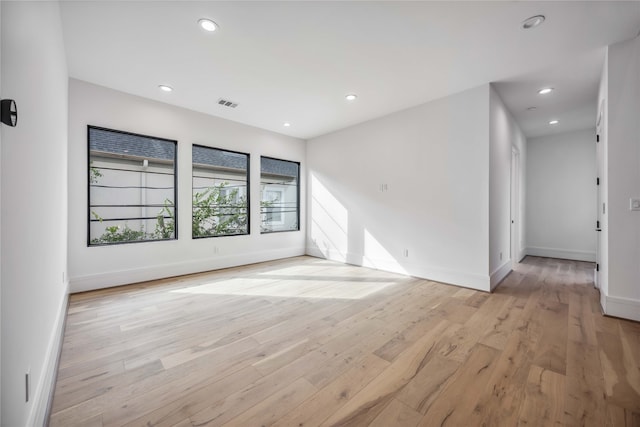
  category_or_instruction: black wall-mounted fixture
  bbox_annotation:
[1,99,18,127]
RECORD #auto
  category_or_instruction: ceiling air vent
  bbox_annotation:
[217,98,238,108]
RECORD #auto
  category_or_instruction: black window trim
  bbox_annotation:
[87,125,179,247]
[192,144,251,239]
[260,155,301,234]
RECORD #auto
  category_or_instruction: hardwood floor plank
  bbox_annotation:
[606,404,640,427]
[564,340,607,427]
[474,331,535,426]
[531,299,569,375]
[320,320,452,426]
[49,398,102,427]
[373,315,444,363]
[479,297,524,350]
[394,354,460,414]
[188,351,327,426]
[170,419,193,427]
[568,289,598,346]
[518,364,566,426]
[418,343,501,426]
[369,398,423,427]
[120,366,262,427]
[220,377,317,427]
[273,353,389,427]
[303,320,397,389]
[49,256,638,427]
[598,330,640,411]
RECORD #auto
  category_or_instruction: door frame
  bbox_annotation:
[510,146,521,267]
[595,99,605,289]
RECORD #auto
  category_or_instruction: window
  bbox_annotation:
[192,145,249,237]
[88,126,177,245]
[260,156,299,233]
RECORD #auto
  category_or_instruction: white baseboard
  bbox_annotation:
[603,295,640,322]
[306,246,491,292]
[70,247,306,293]
[490,261,512,291]
[305,245,327,260]
[28,281,69,427]
[526,246,596,262]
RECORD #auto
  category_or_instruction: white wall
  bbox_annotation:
[525,129,597,262]
[602,35,640,321]
[489,86,527,288]
[307,85,492,291]
[68,79,306,292]
[1,2,69,425]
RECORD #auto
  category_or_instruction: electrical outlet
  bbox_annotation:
[213,246,220,254]
[403,249,409,257]
[500,252,503,261]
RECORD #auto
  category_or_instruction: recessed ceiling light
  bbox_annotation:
[283,122,291,127]
[158,85,173,92]
[345,94,357,101]
[549,120,559,125]
[522,15,545,30]
[538,87,553,95]
[527,106,537,111]
[198,18,218,32]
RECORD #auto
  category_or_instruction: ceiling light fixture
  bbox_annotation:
[538,87,554,95]
[345,94,357,101]
[198,18,218,32]
[549,120,559,125]
[283,122,291,127]
[158,85,173,92]
[522,15,545,30]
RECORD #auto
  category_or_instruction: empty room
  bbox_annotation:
[1,1,640,426]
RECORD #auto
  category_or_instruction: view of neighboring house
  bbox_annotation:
[89,126,177,244]
[89,127,299,244]
[260,156,300,233]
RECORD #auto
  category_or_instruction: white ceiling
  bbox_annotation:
[59,1,640,140]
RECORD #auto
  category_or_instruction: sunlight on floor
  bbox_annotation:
[171,264,402,300]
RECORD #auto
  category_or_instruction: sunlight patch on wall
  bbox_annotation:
[363,228,408,275]
[310,174,349,261]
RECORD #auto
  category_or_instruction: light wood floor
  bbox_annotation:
[50,256,640,427]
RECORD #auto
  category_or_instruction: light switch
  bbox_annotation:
[630,198,640,211]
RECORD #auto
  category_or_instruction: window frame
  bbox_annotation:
[260,156,300,234]
[87,125,178,247]
[192,144,251,239]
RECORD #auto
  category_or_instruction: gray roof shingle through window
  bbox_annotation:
[192,145,247,171]
[89,127,175,161]
[89,127,298,178]
[261,157,298,178]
